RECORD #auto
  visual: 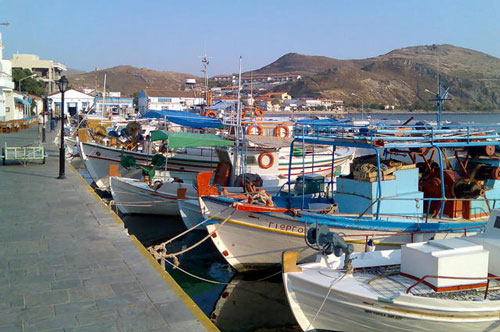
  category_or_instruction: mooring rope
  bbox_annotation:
[148,206,234,266]
[305,273,346,331]
[163,257,229,285]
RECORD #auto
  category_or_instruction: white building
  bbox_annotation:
[49,89,94,116]
[137,89,204,114]
[0,32,15,121]
[11,54,66,94]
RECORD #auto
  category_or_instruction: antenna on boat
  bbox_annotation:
[426,45,451,129]
[200,54,212,109]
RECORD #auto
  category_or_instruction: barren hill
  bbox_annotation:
[68,65,199,97]
[250,45,500,110]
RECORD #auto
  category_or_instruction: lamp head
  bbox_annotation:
[57,76,69,93]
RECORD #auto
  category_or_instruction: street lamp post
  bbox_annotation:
[40,92,47,143]
[351,93,364,120]
[56,76,69,179]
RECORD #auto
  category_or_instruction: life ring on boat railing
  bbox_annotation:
[254,108,264,117]
[247,125,263,136]
[258,152,274,169]
[203,110,217,118]
[274,125,290,138]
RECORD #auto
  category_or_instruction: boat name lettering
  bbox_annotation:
[364,309,402,320]
[268,222,304,233]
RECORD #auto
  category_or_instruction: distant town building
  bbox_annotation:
[0,32,15,121]
[49,89,94,116]
[211,73,301,85]
[94,96,133,112]
[11,53,67,94]
[282,98,344,112]
[241,74,301,84]
[259,92,292,101]
[137,89,204,114]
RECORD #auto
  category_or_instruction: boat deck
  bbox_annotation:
[354,267,500,300]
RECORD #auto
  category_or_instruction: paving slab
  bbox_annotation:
[0,128,218,332]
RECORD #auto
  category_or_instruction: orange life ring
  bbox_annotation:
[254,108,264,117]
[258,152,274,169]
[203,110,217,118]
[274,125,290,138]
[246,125,263,136]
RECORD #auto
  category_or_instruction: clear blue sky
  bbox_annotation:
[1,0,499,75]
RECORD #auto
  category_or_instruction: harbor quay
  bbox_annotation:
[0,128,218,332]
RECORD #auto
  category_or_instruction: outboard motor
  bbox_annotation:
[234,173,263,188]
[306,225,354,272]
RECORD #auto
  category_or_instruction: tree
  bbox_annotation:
[131,91,141,107]
[12,68,45,96]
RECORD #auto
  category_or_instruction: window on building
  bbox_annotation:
[158,98,172,103]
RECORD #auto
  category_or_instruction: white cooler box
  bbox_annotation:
[401,238,489,289]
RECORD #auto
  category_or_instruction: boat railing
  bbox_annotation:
[293,123,500,148]
[333,224,486,252]
[350,196,500,222]
[406,274,500,299]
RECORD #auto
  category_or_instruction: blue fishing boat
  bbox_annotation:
[200,120,500,271]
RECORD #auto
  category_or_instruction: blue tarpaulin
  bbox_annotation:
[296,118,351,126]
[140,110,223,128]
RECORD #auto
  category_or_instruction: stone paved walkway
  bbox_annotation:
[0,128,218,332]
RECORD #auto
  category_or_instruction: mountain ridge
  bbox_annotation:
[67,44,499,109]
[249,44,500,109]
[67,65,199,96]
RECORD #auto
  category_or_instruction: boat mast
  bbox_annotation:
[200,54,211,112]
[428,46,450,128]
[233,56,242,180]
[102,73,107,122]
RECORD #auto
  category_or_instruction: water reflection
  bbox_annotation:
[210,274,300,332]
[120,214,300,332]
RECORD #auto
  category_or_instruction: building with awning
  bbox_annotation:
[13,92,31,119]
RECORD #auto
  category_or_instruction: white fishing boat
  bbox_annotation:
[111,171,282,217]
[178,199,205,229]
[110,176,197,215]
[282,209,500,332]
[200,195,482,271]
[80,134,353,190]
[80,140,219,189]
[109,130,284,217]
